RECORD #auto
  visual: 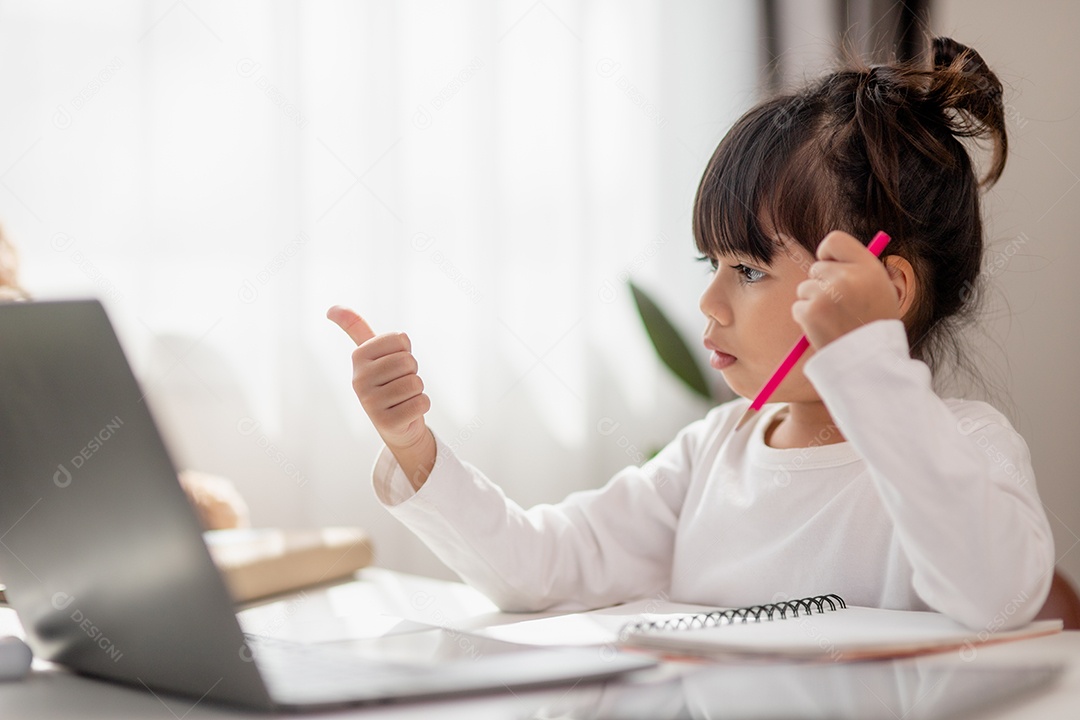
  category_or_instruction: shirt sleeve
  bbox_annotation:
[804,319,1055,630]
[370,412,716,612]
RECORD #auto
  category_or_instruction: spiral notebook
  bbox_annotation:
[621,593,847,635]
[620,593,1064,661]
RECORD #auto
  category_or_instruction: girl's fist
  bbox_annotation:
[327,306,431,452]
[791,231,902,350]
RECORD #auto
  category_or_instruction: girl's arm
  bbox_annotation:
[371,413,709,612]
[805,319,1055,630]
[328,303,707,612]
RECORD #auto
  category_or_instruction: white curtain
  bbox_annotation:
[1,0,757,579]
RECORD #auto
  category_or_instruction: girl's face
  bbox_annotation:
[699,236,822,403]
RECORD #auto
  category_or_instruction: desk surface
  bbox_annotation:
[2,568,1079,719]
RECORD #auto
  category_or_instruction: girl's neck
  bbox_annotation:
[763,401,846,449]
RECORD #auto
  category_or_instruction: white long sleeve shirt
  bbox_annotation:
[372,320,1055,630]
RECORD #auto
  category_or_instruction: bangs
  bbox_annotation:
[693,96,842,266]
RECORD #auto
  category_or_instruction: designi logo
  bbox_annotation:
[54,464,73,488]
[52,591,75,610]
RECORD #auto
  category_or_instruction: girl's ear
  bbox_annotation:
[883,255,918,320]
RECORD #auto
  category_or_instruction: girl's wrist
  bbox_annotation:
[388,427,437,492]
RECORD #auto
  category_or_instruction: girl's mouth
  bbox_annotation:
[709,350,737,370]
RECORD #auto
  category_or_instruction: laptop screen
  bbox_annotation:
[0,300,273,709]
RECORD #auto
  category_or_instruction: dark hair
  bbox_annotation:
[693,37,1007,376]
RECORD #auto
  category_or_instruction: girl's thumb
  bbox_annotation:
[326,305,376,346]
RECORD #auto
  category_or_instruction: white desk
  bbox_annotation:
[2,568,1079,719]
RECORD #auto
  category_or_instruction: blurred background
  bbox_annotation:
[1,0,1077,589]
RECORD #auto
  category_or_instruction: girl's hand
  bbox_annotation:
[791,231,901,350]
[326,306,435,490]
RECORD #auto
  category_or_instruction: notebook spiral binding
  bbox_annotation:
[623,593,847,635]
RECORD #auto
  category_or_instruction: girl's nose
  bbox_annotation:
[699,278,733,326]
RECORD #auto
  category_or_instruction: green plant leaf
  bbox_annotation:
[629,280,711,400]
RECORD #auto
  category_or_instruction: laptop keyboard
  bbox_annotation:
[241,631,655,708]
[243,633,429,702]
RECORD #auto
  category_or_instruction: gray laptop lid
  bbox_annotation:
[0,299,274,710]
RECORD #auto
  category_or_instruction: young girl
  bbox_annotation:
[328,37,1054,631]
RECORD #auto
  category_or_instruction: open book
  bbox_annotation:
[619,594,1063,661]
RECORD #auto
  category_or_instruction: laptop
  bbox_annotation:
[0,299,655,710]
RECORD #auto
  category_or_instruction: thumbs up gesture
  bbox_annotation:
[327,306,435,488]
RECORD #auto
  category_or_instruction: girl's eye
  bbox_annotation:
[730,263,766,284]
[696,256,766,284]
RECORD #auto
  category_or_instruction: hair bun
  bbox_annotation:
[928,37,1007,186]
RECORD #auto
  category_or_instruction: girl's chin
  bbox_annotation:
[718,371,761,400]
[721,371,808,405]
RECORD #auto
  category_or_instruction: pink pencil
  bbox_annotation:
[733,231,892,432]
